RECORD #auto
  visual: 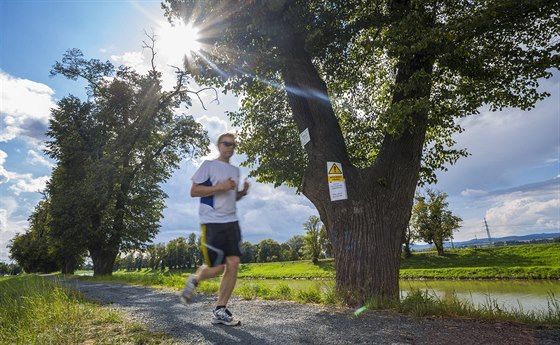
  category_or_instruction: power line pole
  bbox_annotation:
[484,218,493,246]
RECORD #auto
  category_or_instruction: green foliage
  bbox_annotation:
[237,259,335,279]
[295,287,323,304]
[164,0,559,186]
[44,45,209,274]
[302,216,323,264]
[256,238,282,263]
[8,200,62,273]
[240,241,258,263]
[410,189,462,255]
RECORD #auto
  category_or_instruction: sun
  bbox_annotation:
[158,20,202,62]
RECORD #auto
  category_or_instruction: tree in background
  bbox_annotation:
[401,225,416,259]
[8,199,66,273]
[285,235,305,261]
[256,239,282,263]
[411,190,462,256]
[165,237,190,269]
[319,225,333,259]
[187,233,201,268]
[240,241,257,263]
[164,0,558,303]
[303,216,322,264]
[45,37,209,276]
[0,262,22,275]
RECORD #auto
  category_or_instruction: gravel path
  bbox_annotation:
[57,279,559,345]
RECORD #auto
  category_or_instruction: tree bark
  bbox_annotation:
[277,18,432,304]
[61,256,77,275]
[90,246,119,276]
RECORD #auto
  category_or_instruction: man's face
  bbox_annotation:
[218,137,236,158]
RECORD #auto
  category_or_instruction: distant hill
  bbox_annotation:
[411,232,560,251]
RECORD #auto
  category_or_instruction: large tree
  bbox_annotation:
[163,0,559,303]
[47,40,209,276]
[411,189,462,256]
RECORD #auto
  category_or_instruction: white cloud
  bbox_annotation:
[485,192,560,238]
[0,150,8,184]
[27,150,54,168]
[0,71,56,144]
[453,178,560,241]
[238,183,317,242]
[8,173,49,195]
[436,76,560,193]
[461,189,488,197]
[197,114,229,144]
[111,51,148,73]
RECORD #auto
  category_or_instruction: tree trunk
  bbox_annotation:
[90,246,119,276]
[61,256,77,275]
[274,1,433,304]
[435,242,445,256]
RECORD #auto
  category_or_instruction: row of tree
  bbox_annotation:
[0,262,22,276]
[9,37,210,276]
[84,215,333,271]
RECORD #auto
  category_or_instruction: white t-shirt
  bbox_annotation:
[192,159,240,224]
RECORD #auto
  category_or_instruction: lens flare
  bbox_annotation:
[354,306,367,316]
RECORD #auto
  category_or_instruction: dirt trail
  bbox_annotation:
[58,278,559,345]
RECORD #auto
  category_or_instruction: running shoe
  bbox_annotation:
[212,307,241,326]
[180,275,197,304]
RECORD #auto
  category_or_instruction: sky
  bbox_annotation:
[0,0,558,263]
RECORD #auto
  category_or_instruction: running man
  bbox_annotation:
[180,132,249,326]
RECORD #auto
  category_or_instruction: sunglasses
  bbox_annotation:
[219,141,236,148]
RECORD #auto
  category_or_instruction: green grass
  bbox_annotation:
[237,259,335,279]
[401,243,560,269]
[400,243,560,279]
[0,275,178,344]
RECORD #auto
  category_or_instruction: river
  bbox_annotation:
[238,279,560,313]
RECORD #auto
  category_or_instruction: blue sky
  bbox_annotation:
[1,0,558,262]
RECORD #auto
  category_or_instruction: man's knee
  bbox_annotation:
[225,256,240,269]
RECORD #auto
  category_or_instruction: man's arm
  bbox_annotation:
[236,180,250,201]
[191,179,236,197]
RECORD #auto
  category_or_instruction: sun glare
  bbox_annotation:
[159,21,202,62]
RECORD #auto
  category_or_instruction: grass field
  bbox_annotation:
[232,243,560,279]
[0,275,177,344]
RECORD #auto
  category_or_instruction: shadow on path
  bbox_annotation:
[56,278,559,345]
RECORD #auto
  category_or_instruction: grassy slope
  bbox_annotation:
[234,243,560,279]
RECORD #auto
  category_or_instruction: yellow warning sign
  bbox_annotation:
[328,163,343,175]
[328,175,345,182]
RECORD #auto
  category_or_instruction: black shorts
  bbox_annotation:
[201,221,242,267]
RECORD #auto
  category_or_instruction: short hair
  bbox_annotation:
[216,132,235,145]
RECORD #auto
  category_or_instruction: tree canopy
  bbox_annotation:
[162,0,558,303]
[41,40,209,275]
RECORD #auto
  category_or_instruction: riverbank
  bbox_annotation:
[230,242,560,280]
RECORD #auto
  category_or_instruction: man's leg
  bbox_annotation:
[217,256,240,306]
[196,264,225,281]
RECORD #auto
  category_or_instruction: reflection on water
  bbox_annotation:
[401,280,560,313]
[238,279,560,313]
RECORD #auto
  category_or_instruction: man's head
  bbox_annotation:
[216,133,236,161]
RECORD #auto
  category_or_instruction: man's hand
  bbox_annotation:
[217,178,236,192]
[237,179,249,200]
